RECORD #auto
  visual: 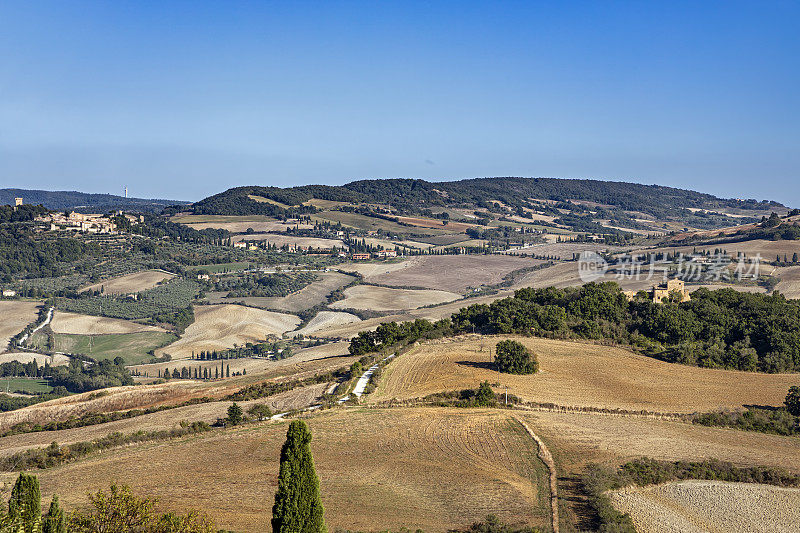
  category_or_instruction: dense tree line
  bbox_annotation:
[350,283,800,372]
[0,204,48,222]
[45,357,133,393]
[0,225,101,280]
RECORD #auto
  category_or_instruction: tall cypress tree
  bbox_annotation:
[272,420,326,533]
[42,495,66,533]
[9,472,41,532]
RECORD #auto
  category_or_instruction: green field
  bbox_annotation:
[187,262,255,273]
[0,377,53,394]
[54,331,177,365]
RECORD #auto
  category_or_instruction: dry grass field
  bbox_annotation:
[155,305,300,359]
[371,336,798,413]
[0,300,40,351]
[346,255,546,293]
[50,311,167,335]
[329,285,461,312]
[291,311,361,337]
[225,272,355,313]
[609,481,800,532]
[20,408,550,533]
[80,270,174,295]
[231,234,345,249]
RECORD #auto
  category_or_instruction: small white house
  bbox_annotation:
[2,289,16,298]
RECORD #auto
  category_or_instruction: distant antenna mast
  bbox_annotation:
[124,186,128,198]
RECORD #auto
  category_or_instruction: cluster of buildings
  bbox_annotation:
[35,211,143,234]
[624,278,692,303]
[351,249,397,260]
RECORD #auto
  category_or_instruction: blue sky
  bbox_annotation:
[1,1,798,205]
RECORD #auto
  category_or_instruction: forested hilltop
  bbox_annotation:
[0,188,187,213]
[185,177,783,220]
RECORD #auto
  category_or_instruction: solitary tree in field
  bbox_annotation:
[248,403,272,421]
[272,420,326,533]
[786,386,800,416]
[494,340,538,375]
[227,403,243,425]
[474,381,496,407]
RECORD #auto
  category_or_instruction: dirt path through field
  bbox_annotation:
[515,416,559,533]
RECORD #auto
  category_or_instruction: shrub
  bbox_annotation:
[494,340,538,375]
[785,386,800,416]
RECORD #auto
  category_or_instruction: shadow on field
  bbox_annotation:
[743,404,783,411]
[558,474,599,531]
[455,360,497,371]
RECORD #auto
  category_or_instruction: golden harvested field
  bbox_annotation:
[609,481,800,533]
[347,255,546,293]
[0,383,332,458]
[50,311,167,335]
[79,270,174,295]
[290,311,361,337]
[0,300,40,350]
[0,352,69,366]
[22,408,550,533]
[156,305,300,359]
[231,234,345,249]
[521,410,800,472]
[223,272,355,313]
[773,265,800,298]
[371,336,799,413]
[329,285,461,312]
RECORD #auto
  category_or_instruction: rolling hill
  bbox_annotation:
[184,177,786,231]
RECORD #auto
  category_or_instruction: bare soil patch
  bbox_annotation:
[372,335,798,413]
[329,285,461,312]
[50,311,166,335]
[609,480,800,533]
[80,270,174,295]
